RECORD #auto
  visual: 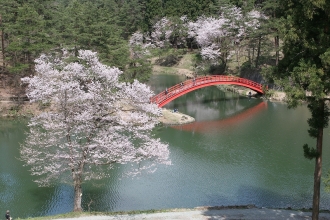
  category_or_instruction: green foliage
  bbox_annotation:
[117,0,145,39]
[155,54,181,66]
[0,0,283,83]
[209,63,226,75]
[164,0,216,19]
[270,0,330,216]
[303,144,319,160]
[320,48,330,75]
[7,63,29,74]
[262,88,274,99]
[273,0,330,108]
[124,58,152,83]
[1,0,55,74]
[307,101,330,138]
[241,60,252,69]
[102,34,130,69]
[230,0,255,12]
[143,0,164,31]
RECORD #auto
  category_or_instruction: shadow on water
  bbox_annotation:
[81,166,123,212]
[201,184,313,219]
[201,184,311,209]
[201,207,313,220]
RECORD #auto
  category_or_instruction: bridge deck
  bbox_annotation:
[150,75,265,107]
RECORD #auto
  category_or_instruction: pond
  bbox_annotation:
[1,74,330,218]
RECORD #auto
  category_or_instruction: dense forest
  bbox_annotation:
[0,0,281,85]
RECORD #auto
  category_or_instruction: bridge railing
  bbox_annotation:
[150,75,264,106]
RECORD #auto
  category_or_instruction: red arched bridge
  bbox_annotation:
[150,75,265,107]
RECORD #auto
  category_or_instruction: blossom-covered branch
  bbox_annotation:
[21,50,170,212]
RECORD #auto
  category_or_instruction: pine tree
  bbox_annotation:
[0,0,54,75]
[143,0,164,31]
[117,0,145,39]
[272,1,330,219]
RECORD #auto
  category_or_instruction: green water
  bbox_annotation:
[1,74,330,218]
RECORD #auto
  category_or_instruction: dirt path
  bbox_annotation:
[53,207,330,220]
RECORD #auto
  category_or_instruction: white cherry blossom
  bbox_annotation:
[21,50,170,212]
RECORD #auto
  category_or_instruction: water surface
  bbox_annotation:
[1,74,330,218]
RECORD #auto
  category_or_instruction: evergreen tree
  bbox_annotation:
[56,0,129,69]
[0,0,19,72]
[164,0,217,19]
[261,0,282,66]
[271,1,330,219]
[143,0,164,31]
[230,0,255,12]
[0,0,54,75]
[117,0,145,39]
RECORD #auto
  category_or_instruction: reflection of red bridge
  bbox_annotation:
[150,75,265,107]
[173,101,267,133]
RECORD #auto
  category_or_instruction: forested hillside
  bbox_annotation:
[0,0,281,86]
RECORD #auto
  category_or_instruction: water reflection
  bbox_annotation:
[174,101,267,133]
[0,120,61,218]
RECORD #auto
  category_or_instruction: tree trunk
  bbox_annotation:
[0,14,5,69]
[275,36,279,66]
[0,29,4,67]
[73,175,83,212]
[252,45,255,64]
[132,62,137,79]
[219,56,227,74]
[255,36,261,68]
[312,101,324,220]
[236,44,240,71]
[232,37,241,71]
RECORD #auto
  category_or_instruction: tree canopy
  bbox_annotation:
[0,0,272,78]
[20,50,170,211]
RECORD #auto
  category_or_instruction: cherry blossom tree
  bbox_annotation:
[150,17,173,49]
[125,31,153,82]
[20,50,170,212]
[147,16,189,50]
[188,16,228,60]
[187,15,230,73]
[128,6,266,74]
[187,6,265,70]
